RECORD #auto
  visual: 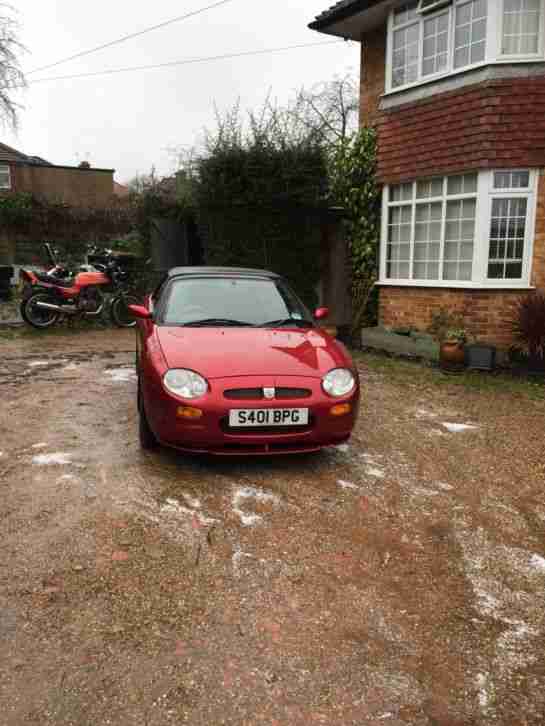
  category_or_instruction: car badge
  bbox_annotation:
[263,387,275,400]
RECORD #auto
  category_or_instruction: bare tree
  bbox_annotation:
[127,167,160,195]
[289,73,359,149]
[0,3,26,129]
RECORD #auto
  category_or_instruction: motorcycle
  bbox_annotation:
[19,243,139,329]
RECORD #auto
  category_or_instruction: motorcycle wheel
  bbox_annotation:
[22,292,60,329]
[110,295,139,328]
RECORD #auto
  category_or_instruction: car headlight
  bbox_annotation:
[163,369,208,399]
[322,368,355,398]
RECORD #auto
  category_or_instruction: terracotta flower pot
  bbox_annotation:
[440,339,466,372]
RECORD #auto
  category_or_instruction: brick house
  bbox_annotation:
[310,0,545,348]
[0,142,115,208]
[0,143,116,273]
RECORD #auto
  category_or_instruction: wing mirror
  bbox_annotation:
[128,304,151,320]
[314,307,330,321]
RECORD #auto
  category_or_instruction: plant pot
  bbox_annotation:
[439,340,465,372]
[465,343,496,371]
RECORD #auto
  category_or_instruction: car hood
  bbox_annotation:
[156,326,350,379]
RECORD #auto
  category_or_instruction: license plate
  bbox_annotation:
[228,408,309,428]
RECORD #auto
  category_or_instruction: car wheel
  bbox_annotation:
[138,380,158,450]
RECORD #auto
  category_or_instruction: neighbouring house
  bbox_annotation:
[310,0,545,348]
[0,143,119,276]
[0,142,115,208]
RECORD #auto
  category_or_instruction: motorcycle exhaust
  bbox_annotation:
[35,301,78,314]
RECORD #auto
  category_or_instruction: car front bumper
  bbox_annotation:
[144,375,359,456]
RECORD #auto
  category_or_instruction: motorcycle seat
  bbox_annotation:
[35,272,75,288]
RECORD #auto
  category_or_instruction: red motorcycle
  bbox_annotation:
[20,243,139,329]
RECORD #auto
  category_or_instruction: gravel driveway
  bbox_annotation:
[1,329,544,725]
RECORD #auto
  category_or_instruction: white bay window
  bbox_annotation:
[387,0,545,92]
[380,170,537,288]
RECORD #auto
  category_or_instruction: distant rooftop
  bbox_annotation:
[0,142,114,172]
[0,142,52,165]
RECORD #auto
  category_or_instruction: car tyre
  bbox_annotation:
[138,380,158,450]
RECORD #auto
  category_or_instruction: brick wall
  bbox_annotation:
[379,286,527,348]
[378,175,545,348]
[360,27,386,127]
[377,77,545,183]
[11,164,114,208]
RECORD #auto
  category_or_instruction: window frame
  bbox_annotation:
[498,0,544,61]
[379,169,537,289]
[385,0,545,95]
[0,163,11,190]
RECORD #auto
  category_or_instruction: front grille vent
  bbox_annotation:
[223,387,312,400]
[276,387,311,399]
[224,388,263,400]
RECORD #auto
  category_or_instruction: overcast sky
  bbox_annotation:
[4,0,359,184]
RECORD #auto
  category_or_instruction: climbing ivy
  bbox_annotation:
[330,128,380,339]
[0,192,33,227]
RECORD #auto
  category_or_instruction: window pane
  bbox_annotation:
[487,197,526,280]
[413,201,442,280]
[443,197,476,280]
[393,2,419,27]
[417,177,443,199]
[392,24,420,87]
[422,11,450,76]
[0,164,10,189]
[390,183,413,201]
[447,173,477,195]
[387,204,413,279]
[488,171,530,189]
[454,0,488,69]
[503,0,540,55]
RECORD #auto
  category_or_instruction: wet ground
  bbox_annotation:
[1,329,544,725]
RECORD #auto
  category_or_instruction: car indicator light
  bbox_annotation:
[330,403,351,416]
[176,406,203,419]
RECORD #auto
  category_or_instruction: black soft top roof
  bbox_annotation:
[167,266,280,279]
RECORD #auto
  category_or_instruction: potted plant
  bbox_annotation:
[511,291,545,375]
[440,327,468,372]
[428,309,468,372]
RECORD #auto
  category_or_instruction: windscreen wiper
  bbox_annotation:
[259,318,313,328]
[182,318,254,327]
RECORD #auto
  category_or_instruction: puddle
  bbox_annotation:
[442,422,478,433]
[232,486,281,527]
[32,452,72,466]
[530,554,545,573]
[104,367,137,383]
[366,467,385,479]
[160,497,217,526]
[337,479,358,490]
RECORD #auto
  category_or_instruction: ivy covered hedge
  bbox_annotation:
[195,136,329,308]
[0,192,135,266]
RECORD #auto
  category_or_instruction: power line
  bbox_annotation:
[24,41,345,85]
[26,0,237,75]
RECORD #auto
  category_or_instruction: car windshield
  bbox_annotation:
[161,276,313,327]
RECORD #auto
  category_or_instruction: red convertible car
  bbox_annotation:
[129,267,359,455]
